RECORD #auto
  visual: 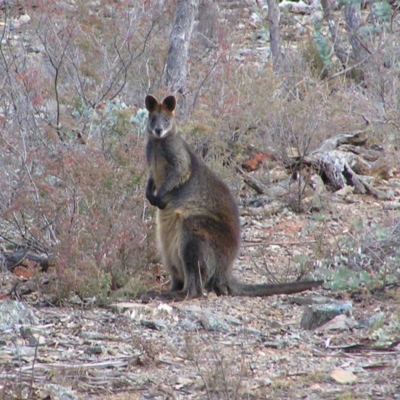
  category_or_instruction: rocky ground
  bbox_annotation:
[1,178,400,399]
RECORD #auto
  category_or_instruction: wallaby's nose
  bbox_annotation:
[155,128,163,136]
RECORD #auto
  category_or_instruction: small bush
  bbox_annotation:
[321,219,400,292]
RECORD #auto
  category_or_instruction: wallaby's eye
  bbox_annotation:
[164,117,170,124]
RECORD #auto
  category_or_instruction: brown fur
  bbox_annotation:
[143,95,323,302]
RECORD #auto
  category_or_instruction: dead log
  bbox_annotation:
[294,131,392,199]
[309,150,383,197]
[242,174,269,195]
[242,131,392,203]
[311,131,367,152]
[1,248,53,272]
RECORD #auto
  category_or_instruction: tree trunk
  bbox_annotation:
[166,0,200,94]
[344,1,369,63]
[320,0,348,68]
[266,0,282,71]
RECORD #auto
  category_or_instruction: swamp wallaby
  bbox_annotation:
[143,95,323,301]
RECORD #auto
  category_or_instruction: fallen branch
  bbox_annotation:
[293,131,391,199]
[1,248,53,272]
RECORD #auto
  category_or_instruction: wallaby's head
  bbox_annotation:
[145,95,177,139]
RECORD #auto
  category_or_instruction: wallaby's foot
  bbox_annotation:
[140,290,202,303]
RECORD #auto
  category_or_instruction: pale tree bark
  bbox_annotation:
[266,0,282,71]
[166,0,200,95]
[320,0,348,68]
[344,1,369,63]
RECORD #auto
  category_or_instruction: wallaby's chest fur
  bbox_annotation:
[142,95,323,302]
[146,136,189,194]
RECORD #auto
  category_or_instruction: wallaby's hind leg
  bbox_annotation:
[151,234,205,301]
[179,232,206,298]
[141,230,206,302]
[140,263,186,303]
[169,266,184,291]
[206,274,230,296]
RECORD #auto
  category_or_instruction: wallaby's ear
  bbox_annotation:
[145,95,159,113]
[162,96,176,113]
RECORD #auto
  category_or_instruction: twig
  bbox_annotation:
[243,240,316,247]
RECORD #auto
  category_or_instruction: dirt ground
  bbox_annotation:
[1,181,400,399]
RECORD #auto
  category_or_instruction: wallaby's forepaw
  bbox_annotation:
[146,193,167,209]
[145,192,157,206]
[155,197,167,209]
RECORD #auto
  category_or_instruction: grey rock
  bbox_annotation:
[20,326,33,338]
[317,314,359,331]
[0,299,38,329]
[359,312,385,328]
[238,327,263,336]
[21,327,40,346]
[140,319,167,331]
[84,345,104,355]
[183,306,232,332]
[179,318,202,331]
[261,340,287,349]
[300,301,353,330]
[199,312,231,332]
[11,345,37,357]
[292,295,343,306]
[80,331,117,341]
[42,384,81,400]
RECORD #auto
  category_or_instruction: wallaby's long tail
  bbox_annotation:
[229,280,324,297]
